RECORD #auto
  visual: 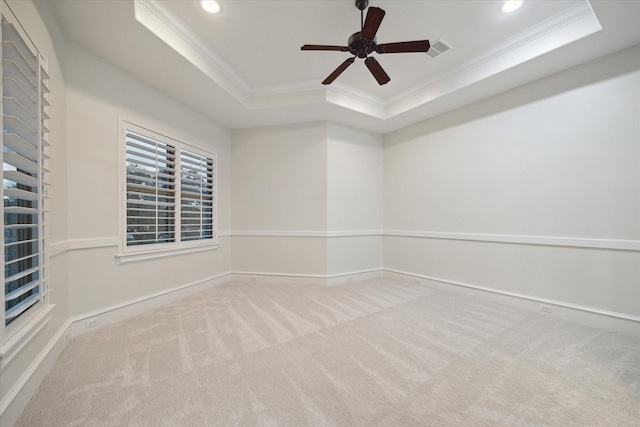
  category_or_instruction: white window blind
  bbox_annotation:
[123,125,216,252]
[180,149,214,241]
[125,130,176,246]
[2,6,51,341]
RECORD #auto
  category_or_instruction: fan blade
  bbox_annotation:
[361,7,385,42]
[376,40,431,54]
[364,57,390,85]
[322,57,356,85]
[301,45,349,52]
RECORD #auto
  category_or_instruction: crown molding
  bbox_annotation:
[325,83,387,119]
[135,0,252,106]
[135,0,601,125]
[386,1,601,117]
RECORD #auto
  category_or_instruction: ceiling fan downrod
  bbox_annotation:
[356,0,368,29]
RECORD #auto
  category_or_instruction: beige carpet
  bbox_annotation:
[16,278,640,426]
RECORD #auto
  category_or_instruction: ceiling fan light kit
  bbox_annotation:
[301,0,431,86]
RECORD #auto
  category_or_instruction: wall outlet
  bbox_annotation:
[86,318,98,328]
[400,275,405,281]
[413,278,421,284]
[250,276,257,282]
[346,276,353,282]
[540,304,552,313]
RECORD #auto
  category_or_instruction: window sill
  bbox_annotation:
[0,304,55,371]
[116,242,219,264]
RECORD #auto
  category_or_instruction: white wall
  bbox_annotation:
[231,122,385,278]
[232,123,327,232]
[231,123,328,276]
[63,43,232,316]
[326,124,383,276]
[3,1,638,423]
[384,46,640,318]
[2,4,235,422]
[327,124,383,232]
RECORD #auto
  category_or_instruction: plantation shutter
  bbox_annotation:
[180,149,215,241]
[125,130,176,246]
[2,9,51,335]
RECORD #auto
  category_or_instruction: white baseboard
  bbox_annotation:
[0,320,70,427]
[1,272,234,427]
[5,266,637,427]
[2,268,385,426]
[231,269,384,286]
[69,272,233,338]
[325,269,385,286]
[384,269,640,337]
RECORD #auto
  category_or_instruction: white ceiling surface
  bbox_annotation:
[46,0,640,133]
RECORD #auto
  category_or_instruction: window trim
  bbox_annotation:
[1,0,52,346]
[117,118,218,262]
[0,303,54,370]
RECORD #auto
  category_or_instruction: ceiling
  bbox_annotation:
[45,0,640,133]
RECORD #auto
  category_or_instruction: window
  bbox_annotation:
[180,149,215,241]
[1,5,51,342]
[120,122,216,257]
[125,130,176,246]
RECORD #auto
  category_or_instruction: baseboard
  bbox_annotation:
[384,269,640,337]
[69,272,233,338]
[7,266,635,427]
[3,268,385,425]
[1,272,234,426]
[231,268,384,286]
[0,320,70,427]
[325,269,384,286]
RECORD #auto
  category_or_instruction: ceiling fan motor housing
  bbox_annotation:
[348,32,376,58]
[301,2,431,85]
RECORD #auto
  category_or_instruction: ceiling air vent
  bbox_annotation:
[427,39,452,58]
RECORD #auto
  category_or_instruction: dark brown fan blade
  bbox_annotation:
[361,6,385,42]
[322,57,356,85]
[364,57,390,85]
[301,45,350,52]
[376,40,431,54]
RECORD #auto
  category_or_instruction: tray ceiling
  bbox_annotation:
[46,0,640,132]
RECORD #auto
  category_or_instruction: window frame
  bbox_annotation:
[0,0,52,350]
[117,119,218,263]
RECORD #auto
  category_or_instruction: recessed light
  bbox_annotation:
[201,0,221,14]
[501,0,524,14]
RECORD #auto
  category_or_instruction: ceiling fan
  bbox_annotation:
[301,0,431,86]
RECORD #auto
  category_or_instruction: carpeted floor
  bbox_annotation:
[16,278,640,426]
